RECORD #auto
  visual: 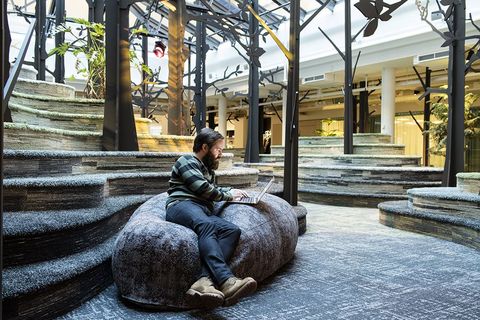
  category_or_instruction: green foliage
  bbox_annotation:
[315,118,341,136]
[428,93,480,156]
[50,18,148,100]
[50,18,106,99]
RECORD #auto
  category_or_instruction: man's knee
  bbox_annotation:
[231,226,241,240]
[196,220,217,236]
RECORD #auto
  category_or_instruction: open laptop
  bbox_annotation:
[228,177,275,204]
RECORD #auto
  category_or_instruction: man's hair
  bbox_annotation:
[193,128,224,152]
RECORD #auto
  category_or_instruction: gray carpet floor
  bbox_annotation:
[59,203,480,320]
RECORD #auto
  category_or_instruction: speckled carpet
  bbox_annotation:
[59,203,480,320]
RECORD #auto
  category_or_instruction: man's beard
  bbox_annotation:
[203,151,219,171]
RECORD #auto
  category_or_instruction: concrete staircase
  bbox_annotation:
[379,173,480,250]
[5,78,193,152]
[240,134,443,207]
[2,149,259,320]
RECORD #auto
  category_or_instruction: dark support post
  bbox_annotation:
[259,104,265,153]
[167,0,188,135]
[193,20,207,132]
[343,0,354,154]
[103,0,138,151]
[423,67,431,166]
[3,0,11,122]
[89,0,105,23]
[245,0,260,163]
[352,84,358,133]
[141,34,148,118]
[35,0,47,80]
[208,107,215,129]
[359,80,369,133]
[1,0,5,313]
[283,0,300,206]
[444,1,466,186]
[54,0,65,83]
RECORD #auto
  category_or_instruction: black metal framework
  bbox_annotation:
[319,0,406,154]
[416,0,474,185]
[358,81,369,133]
[193,20,207,132]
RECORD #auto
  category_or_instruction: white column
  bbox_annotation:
[282,88,287,146]
[381,67,396,142]
[218,96,227,138]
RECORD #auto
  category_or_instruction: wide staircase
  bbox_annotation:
[241,134,444,207]
[2,77,262,319]
[5,72,193,152]
[379,172,480,250]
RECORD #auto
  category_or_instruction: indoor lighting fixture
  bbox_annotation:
[154,40,166,58]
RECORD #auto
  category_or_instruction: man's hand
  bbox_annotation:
[231,189,249,200]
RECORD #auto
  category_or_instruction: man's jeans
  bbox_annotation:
[166,200,241,285]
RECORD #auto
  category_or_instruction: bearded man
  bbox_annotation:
[165,128,257,309]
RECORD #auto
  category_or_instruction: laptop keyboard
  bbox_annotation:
[239,197,256,204]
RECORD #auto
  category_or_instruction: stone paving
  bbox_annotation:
[59,203,480,320]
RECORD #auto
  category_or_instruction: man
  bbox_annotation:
[165,128,257,309]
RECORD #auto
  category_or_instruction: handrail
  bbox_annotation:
[2,18,36,115]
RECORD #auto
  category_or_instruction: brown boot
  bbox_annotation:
[186,277,224,309]
[220,277,257,307]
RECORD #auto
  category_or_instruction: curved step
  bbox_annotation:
[298,176,441,196]
[216,167,259,187]
[14,78,76,98]
[10,103,103,132]
[10,91,104,115]
[296,165,443,182]
[4,176,105,211]
[4,123,102,151]
[243,163,443,183]
[4,195,150,266]
[379,200,480,250]
[3,149,234,178]
[457,172,480,194]
[299,133,391,146]
[3,235,118,320]
[271,143,405,155]
[299,188,406,207]
[259,154,421,167]
[407,187,480,219]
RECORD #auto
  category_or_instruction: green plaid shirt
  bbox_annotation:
[166,155,233,211]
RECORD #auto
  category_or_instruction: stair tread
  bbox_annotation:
[299,176,441,185]
[4,195,151,237]
[9,102,103,119]
[4,122,102,137]
[379,200,480,231]
[12,91,103,104]
[299,188,407,199]
[3,234,116,299]
[260,154,421,159]
[408,187,480,202]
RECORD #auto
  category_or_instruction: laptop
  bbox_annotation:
[228,177,275,204]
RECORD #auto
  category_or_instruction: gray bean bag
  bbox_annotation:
[112,192,298,309]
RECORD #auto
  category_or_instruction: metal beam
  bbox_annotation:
[104,0,139,150]
[443,1,465,186]
[283,0,300,206]
[423,67,431,166]
[359,81,369,133]
[343,0,353,154]
[193,20,207,133]
[1,0,5,313]
[245,0,260,163]
[54,0,65,83]
[35,0,47,80]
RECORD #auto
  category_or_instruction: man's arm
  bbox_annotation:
[176,158,233,201]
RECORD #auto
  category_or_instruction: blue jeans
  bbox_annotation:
[166,200,241,285]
